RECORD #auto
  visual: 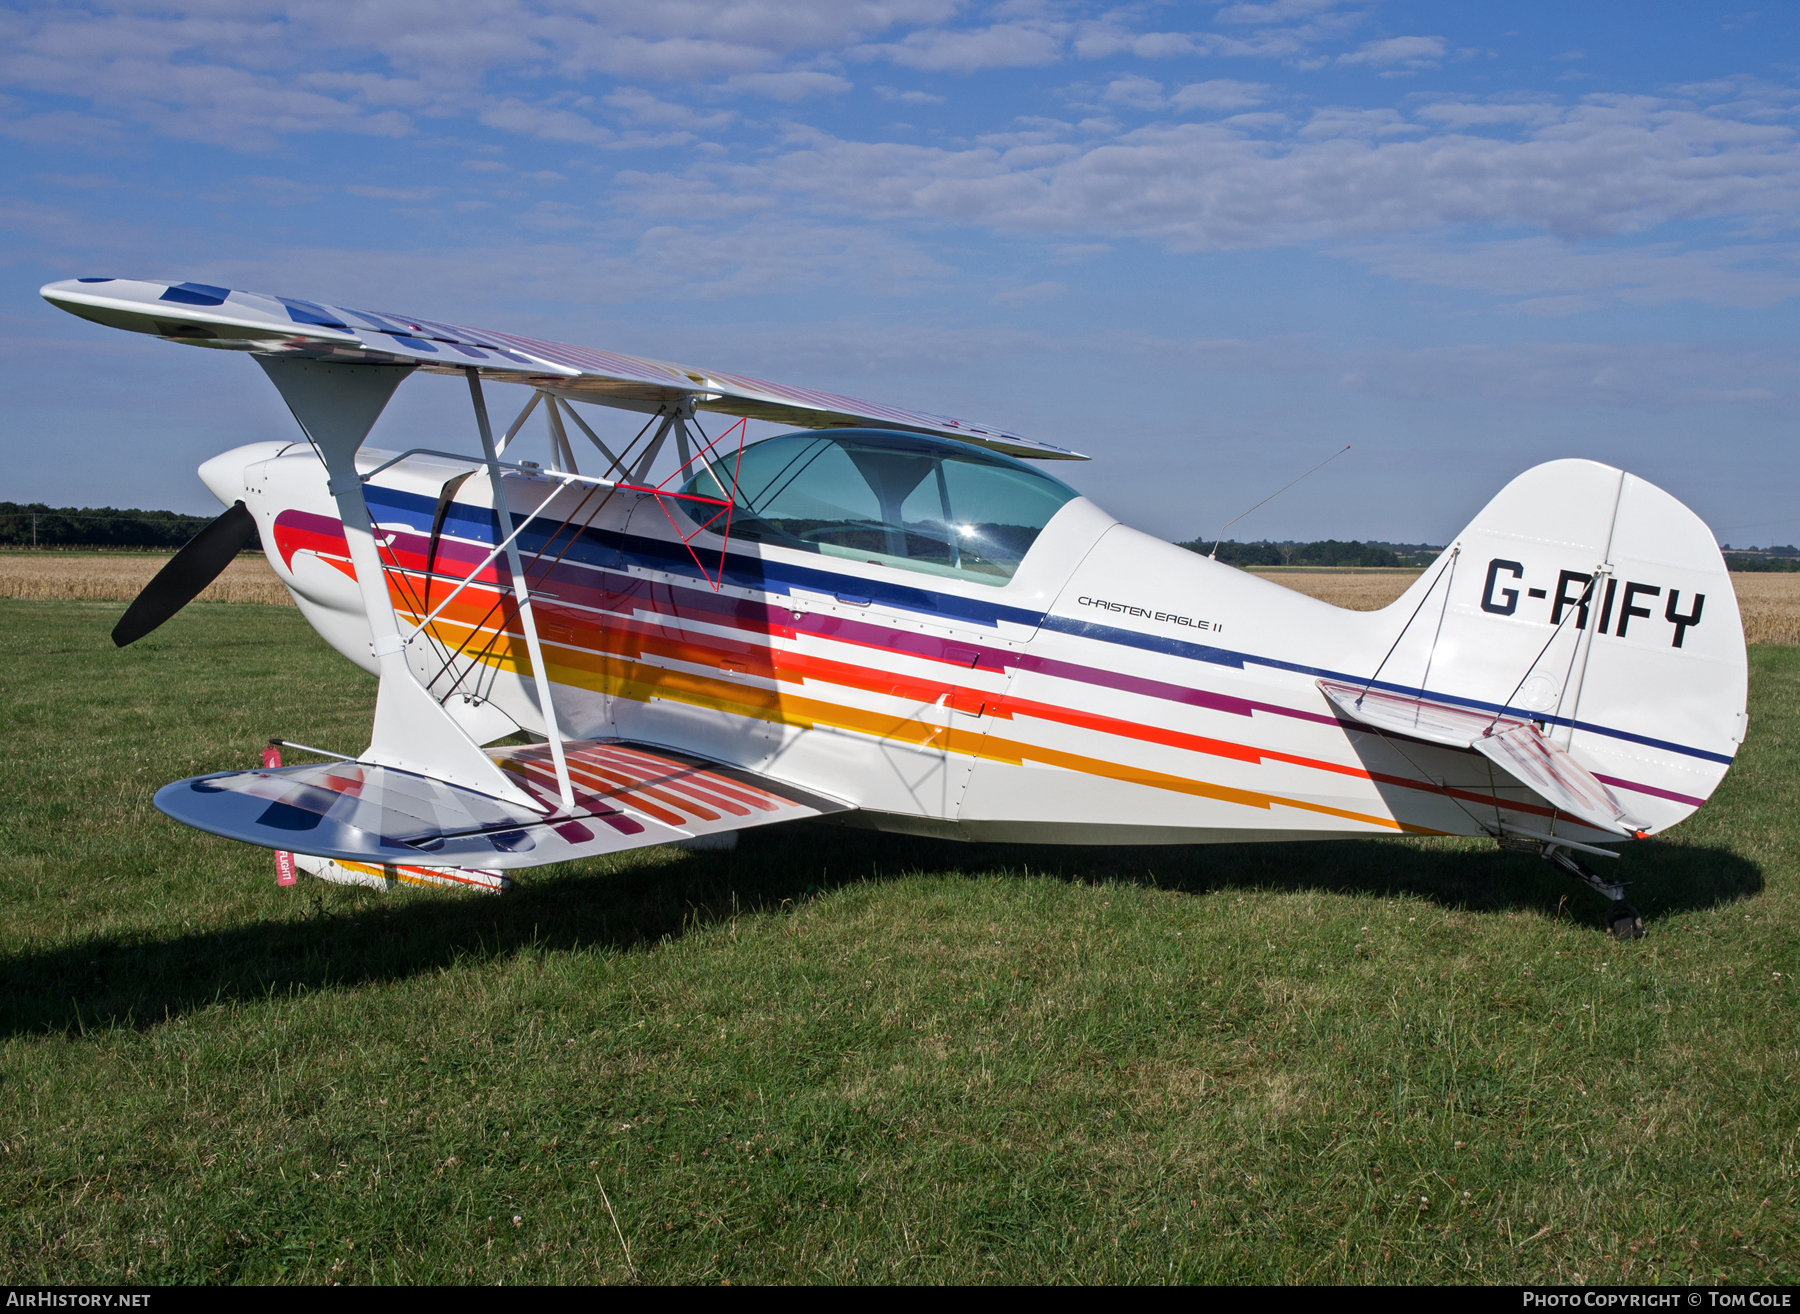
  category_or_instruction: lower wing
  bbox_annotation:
[155,740,849,869]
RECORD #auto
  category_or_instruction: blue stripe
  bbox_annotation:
[1038,614,1734,766]
[366,481,1731,766]
[366,483,1043,630]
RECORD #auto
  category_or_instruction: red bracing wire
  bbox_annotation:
[638,416,750,591]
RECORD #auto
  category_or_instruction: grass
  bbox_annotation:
[1,598,1797,1284]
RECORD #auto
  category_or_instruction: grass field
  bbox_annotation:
[3,600,1798,1285]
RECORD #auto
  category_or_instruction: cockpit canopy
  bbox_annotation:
[677,428,1080,586]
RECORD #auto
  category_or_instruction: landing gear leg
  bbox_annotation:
[1499,834,1643,939]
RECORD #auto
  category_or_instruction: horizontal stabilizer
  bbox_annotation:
[1317,680,1650,838]
[155,740,849,869]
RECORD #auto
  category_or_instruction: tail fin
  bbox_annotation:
[1365,459,1746,835]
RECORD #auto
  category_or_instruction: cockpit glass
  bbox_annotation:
[675,429,1079,585]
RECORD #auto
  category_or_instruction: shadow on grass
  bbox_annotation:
[0,822,1760,1038]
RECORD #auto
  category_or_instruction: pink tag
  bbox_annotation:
[264,745,298,886]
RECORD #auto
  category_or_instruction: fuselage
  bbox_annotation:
[202,436,1728,848]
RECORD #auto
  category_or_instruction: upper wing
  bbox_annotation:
[154,739,851,869]
[41,276,1083,461]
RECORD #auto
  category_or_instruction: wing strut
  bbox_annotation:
[466,367,575,810]
[255,356,542,810]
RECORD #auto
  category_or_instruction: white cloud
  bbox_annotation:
[1075,16,1338,64]
[1415,99,1563,129]
[1339,36,1446,68]
[0,0,955,147]
[344,184,442,201]
[1170,80,1271,111]
[648,93,1800,251]
[1329,340,1800,412]
[1213,0,1345,23]
[1071,27,1212,60]
[1102,75,1164,110]
[606,130,700,152]
[991,280,1066,305]
[478,99,614,145]
[6,3,1800,335]
[1345,238,1800,311]
[853,23,1065,73]
[301,71,435,108]
[0,107,130,148]
[1047,242,1111,263]
[875,85,945,104]
[1297,108,1423,138]
[1077,329,1800,415]
[604,87,736,130]
[719,71,852,101]
[188,221,955,309]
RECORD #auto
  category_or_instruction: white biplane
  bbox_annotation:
[42,277,1749,935]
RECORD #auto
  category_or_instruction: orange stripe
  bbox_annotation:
[439,614,1460,832]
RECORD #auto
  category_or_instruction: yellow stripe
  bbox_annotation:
[424,635,1432,835]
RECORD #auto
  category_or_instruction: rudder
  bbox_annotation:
[1366,459,1745,835]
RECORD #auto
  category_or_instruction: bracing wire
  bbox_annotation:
[1209,444,1351,559]
[1357,546,1459,702]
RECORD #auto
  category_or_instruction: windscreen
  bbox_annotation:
[677,429,1078,586]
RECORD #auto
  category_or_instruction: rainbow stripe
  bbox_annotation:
[272,497,1696,840]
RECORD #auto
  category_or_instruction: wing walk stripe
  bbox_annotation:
[585,746,789,810]
[577,752,768,814]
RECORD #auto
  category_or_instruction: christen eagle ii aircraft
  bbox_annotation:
[42,277,1748,935]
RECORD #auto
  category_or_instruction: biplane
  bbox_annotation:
[42,276,1749,935]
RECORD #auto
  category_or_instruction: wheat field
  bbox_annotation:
[1245,568,1422,612]
[1723,573,1800,646]
[1251,567,1800,645]
[2,552,1794,644]
[0,552,293,606]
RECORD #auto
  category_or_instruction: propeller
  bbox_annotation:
[112,501,260,647]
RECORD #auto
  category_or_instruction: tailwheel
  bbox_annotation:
[1498,832,1645,938]
[1608,901,1645,941]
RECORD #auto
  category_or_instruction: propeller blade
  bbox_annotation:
[112,501,259,647]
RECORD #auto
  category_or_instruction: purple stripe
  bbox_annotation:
[1005,653,1339,726]
[1593,773,1706,807]
[406,545,1718,809]
[519,555,1338,727]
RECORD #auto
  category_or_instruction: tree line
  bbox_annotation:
[0,503,260,551]
[1175,538,1441,568]
[1721,544,1800,573]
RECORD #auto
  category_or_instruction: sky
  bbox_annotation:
[2,0,1797,548]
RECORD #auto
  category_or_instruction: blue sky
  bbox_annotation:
[3,1,1797,547]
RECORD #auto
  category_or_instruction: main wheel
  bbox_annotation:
[1607,901,1644,940]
